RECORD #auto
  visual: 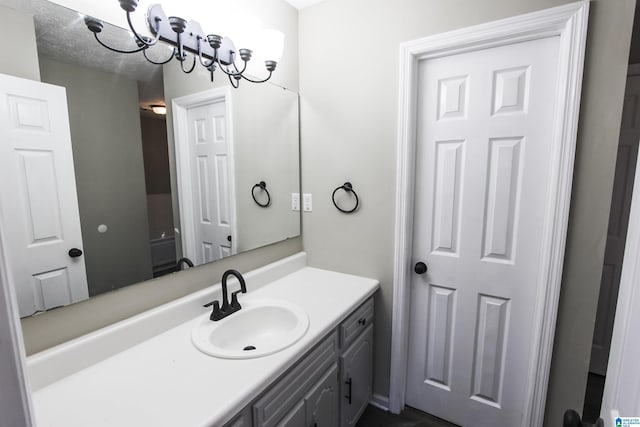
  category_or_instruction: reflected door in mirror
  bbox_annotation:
[183,100,235,265]
[0,74,89,317]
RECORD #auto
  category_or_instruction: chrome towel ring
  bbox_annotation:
[251,181,271,207]
[332,182,359,213]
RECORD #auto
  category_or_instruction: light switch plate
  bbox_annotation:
[291,193,300,211]
[303,193,312,212]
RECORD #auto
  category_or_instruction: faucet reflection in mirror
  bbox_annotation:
[84,0,285,88]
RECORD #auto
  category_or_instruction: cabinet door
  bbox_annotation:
[305,364,339,427]
[275,400,306,427]
[253,333,339,427]
[340,325,373,427]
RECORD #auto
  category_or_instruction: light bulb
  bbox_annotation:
[229,15,263,51]
[259,29,284,63]
[151,105,167,115]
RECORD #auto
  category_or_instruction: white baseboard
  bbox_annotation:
[369,393,390,411]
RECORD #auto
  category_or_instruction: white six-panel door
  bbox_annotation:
[0,73,88,317]
[406,36,560,426]
[185,101,233,265]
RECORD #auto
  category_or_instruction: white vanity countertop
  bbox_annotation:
[29,260,379,427]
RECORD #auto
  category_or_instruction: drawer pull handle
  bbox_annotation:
[358,318,366,325]
[345,377,352,404]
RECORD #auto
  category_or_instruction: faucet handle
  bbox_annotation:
[230,290,242,309]
[210,300,224,321]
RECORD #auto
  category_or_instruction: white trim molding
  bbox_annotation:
[0,218,35,426]
[389,2,589,426]
[171,87,238,261]
[369,393,390,412]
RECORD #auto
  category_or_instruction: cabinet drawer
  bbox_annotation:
[253,331,339,427]
[339,298,374,349]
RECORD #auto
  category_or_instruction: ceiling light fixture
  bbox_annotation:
[150,105,167,115]
[84,0,284,88]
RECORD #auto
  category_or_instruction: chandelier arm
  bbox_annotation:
[126,12,161,47]
[173,33,194,73]
[93,32,147,54]
[227,73,240,89]
[180,54,197,74]
[197,37,215,68]
[215,61,238,77]
[209,65,216,83]
[240,71,274,84]
[232,60,249,76]
[143,47,175,65]
[216,57,248,78]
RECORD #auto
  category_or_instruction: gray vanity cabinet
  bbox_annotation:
[340,325,373,427]
[261,364,339,427]
[247,297,374,427]
[253,333,338,427]
[338,298,374,427]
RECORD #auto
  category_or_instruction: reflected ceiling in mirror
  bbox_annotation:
[0,0,300,318]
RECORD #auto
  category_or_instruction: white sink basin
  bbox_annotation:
[191,299,309,359]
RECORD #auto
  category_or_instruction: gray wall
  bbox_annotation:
[0,5,40,81]
[233,84,301,252]
[140,115,171,195]
[39,57,153,297]
[298,0,635,424]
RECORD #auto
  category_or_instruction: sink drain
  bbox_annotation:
[243,345,256,351]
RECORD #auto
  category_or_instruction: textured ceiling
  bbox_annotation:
[0,0,164,108]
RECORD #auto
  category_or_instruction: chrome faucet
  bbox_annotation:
[207,269,247,321]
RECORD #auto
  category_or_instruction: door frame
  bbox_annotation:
[171,87,238,262]
[389,2,589,426]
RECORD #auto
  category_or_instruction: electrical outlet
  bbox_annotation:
[291,193,300,211]
[303,193,313,212]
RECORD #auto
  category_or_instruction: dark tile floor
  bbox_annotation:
[356,405,459,427]
[356,373,606,427]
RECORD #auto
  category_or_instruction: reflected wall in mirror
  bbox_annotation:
[0,0,300,318]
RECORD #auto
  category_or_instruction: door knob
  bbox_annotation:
[227,235,232,242]
[414,262,428,274]
[68,248,83,258]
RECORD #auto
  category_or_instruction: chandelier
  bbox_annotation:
[84,0,284,88]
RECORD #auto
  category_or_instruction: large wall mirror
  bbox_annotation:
[0,0,300,319]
